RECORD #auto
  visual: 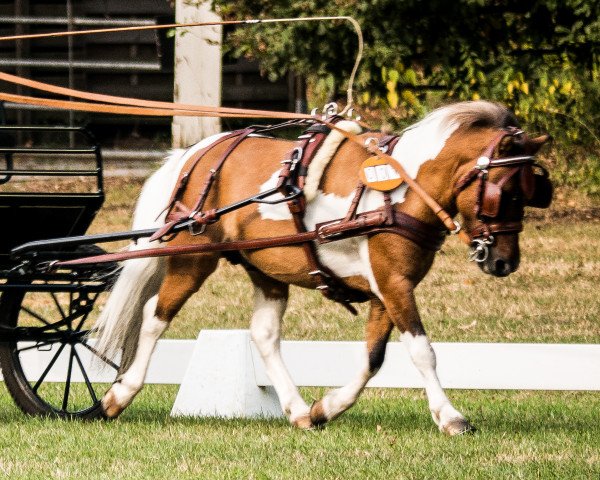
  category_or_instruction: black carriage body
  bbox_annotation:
[0,125,104,274]
[0,124,120,419]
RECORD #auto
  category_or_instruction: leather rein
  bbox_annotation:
[1,77,549,284]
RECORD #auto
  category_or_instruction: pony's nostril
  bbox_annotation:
[495,259,508,274]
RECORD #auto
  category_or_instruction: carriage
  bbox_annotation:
[0,123,121,418]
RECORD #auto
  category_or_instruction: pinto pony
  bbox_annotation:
[94,101,550,435]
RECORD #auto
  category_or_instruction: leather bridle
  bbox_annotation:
[454,127,553,262]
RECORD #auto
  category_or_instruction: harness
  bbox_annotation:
[151,119,444,314]
[53,120,551,313]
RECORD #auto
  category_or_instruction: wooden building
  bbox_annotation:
[0,1,301,151]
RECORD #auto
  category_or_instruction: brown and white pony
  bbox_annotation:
[94,101,549,435]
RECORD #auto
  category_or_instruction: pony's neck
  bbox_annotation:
[397,127,502,228]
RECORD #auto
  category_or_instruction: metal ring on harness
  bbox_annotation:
[468,236,495,263]
[323,102,338,117]
[449,220,462,235]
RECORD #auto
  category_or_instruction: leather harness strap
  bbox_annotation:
[279,120,367,313]
[149,128,255,242]
[57,205,446,267]
[57,126,445,313]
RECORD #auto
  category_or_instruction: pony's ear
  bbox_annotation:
[499,133,551,156]
[522,134,551,155]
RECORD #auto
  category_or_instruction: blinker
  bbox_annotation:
[480,182,502,218]
[479,165,553,219]
[526,167,553,209]
[520,165,536,201]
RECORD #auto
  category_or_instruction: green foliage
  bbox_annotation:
[208,0,600,191]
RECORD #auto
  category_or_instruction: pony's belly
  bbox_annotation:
[243,242,375,295]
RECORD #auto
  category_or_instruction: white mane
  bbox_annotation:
[391,100,515,178]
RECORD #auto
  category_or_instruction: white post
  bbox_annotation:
[171,330,283,418]
[172,0,222,148]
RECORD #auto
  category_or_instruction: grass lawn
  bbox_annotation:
[0,386,598,479]
[81,178,600,344]
[0,177,598,479]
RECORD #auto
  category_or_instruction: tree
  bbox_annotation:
[209,0,599,153]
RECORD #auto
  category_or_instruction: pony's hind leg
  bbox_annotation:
[102,253,219,418]
[248,271,312,428]
[309,298,394,426]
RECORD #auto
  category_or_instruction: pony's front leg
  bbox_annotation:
[309,299,393,426]
[248,272,312,429]
[384,280,475,435]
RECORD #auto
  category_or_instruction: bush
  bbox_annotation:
[209,0,600,192]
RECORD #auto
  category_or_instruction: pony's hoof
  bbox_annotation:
[442,418,476,436]
[101,390,124,419]
[309,400,328,428]
[291,413,314,430]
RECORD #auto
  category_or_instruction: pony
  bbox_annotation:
[93,101,550,435]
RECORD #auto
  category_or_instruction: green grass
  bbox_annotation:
[2,177,598,479]
[85,178,600,344]
[0,386,598,479]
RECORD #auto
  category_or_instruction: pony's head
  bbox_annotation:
[447,106,552,277]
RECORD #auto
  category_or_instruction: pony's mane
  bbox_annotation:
[405,101,519,134]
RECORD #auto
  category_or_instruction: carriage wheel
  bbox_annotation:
[0,286,119,419]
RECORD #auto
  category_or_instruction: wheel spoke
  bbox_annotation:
[32,342,67,393]
[20,306,52,327]
[3,287,115,418]
[17,341,53,353]
[74,292,98,332]
[73,347,98,404]
[50,293,67,320]
[80,341,119,371]
[61,346,75,411]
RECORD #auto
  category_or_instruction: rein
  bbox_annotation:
[0,70,467,245]
[1,16,550,268]
[0,14,464,242]
[0,15,363,114]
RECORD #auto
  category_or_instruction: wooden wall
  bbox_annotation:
[0,1,300,149]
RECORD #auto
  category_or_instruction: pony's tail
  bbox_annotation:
[93,148,188,372]
[93,254,165,373]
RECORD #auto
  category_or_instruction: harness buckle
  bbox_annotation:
[289,147,303,171]
[187,210,207,236]
[449,220,462,235]
[468,236,495,263]
[188,221,206,236]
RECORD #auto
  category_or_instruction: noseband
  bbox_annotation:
[454,127,553,262]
